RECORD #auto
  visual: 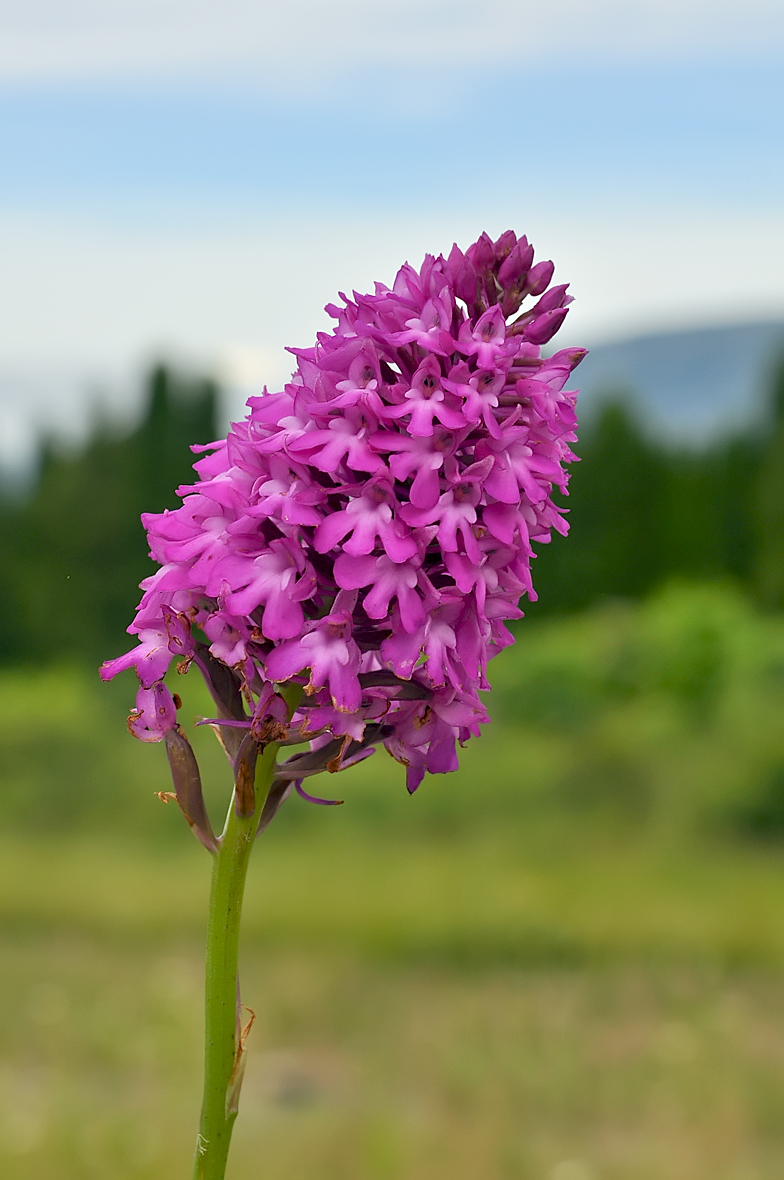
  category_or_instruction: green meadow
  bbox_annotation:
[3,582,784,1179]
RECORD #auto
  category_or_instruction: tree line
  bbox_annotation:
[531,357,784,617]
[0,365,219,665]
[0,358,782,666]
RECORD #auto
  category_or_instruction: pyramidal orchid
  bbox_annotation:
[101,230,584,1180]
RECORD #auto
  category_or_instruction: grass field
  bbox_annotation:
[2,583,784,1178]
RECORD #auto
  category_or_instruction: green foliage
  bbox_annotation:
[754,357,784,607]
[0,364,219,665]
[2,587,784,1177]
[530,398,765,615]
[533,399,671,608]
[1,584,783,857]
[4,930,784,1179]
[1,591,784,1177]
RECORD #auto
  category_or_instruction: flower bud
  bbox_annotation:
[523,259,555,296]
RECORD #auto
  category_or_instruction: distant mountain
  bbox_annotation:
[574,320,784,444]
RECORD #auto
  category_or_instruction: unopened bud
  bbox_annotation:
[523,259,555,296]
[498,239,534,287]
[466,231,494,272]
[493,229,517,262]
[448,243,479,305]
[525,306,569,345]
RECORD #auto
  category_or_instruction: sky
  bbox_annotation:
[0,0,783,470]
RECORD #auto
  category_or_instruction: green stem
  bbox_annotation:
[192,740,278,1180]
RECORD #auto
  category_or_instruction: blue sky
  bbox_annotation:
[0,0,782,468]
[0,60,781,214]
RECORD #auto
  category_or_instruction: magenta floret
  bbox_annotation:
[102,230,584,797]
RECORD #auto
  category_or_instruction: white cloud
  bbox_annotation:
[0,0,780,83]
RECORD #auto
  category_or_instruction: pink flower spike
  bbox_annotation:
[105,228,582,808]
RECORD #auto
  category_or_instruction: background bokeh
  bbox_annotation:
[1,4,784,1178]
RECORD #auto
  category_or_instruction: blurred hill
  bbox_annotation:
[577,319,784,442]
